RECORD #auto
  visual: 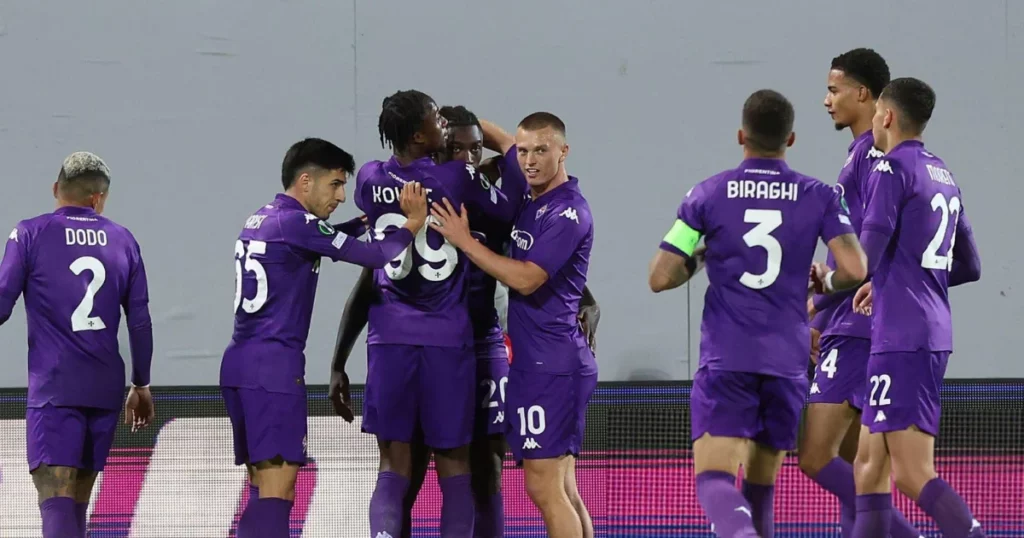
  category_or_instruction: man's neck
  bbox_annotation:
[282,189,315,214]
[394,147,430,167]
[530,170,569,199]
[849,113,874,140]
[55,200,93,211]
[882,130,922,154]
[741,149,785,161]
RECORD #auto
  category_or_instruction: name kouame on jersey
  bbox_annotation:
[860,140,973,353]
[0,206,151,410]
[221,193,413,394]
[355,156,515,349]
[662,158,855,378]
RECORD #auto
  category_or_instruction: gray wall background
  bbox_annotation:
[0,1,1019,387]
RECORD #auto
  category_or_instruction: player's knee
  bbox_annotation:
[434,445,471,478]
[797,447,830,478]
[469,449,502,497]
[523,459,569,509]
[30,464,77,501]
[74,470,99,503]
[890,457,936,499]
[252,458,299,500]
[378,440,415,477]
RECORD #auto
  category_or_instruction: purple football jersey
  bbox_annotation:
[506,172,596,375]
[861,141,973,353]
[220,193,414,394]
[0,206,151,410]
[355,157,515,348]
[812,131,884,339]
[671,158,856,378]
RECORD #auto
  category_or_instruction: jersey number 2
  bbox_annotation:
[70,256,107,332]
[921,193,961,271]
[373,213,457,282]
[234,240,268,313]
[739,209,783,290]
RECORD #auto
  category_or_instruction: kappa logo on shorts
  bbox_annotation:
[494,411,504,424]
[522,438,542,450]
[375,532,394,538]
[810,383,821,395]
[874,410,887,423]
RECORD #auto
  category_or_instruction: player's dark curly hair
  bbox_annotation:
[439,105,480,129]
[379,90,435,152]
[880,77,936,135]
[280,138,355,189]
[742,89,794,154]
[831,48,890,99]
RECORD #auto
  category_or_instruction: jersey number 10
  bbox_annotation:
[373,213,458,282]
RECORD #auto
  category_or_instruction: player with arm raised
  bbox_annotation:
[0,152,154,538]
[844,78,984,538]
[648,90,867,538]
[220,138,426,538]
[799,49,924,538]
[431,112,597,538]
[339,90,518,538]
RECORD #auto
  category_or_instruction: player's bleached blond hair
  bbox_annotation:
[61,151,111,181]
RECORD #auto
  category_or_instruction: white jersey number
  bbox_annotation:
[70,256,108,332]
[869,374,892,406]
[481,376,508,409]
[373,213,457,282]
[234,240,268,313]
[739,209,783,289]
[516,405,547,436]
[921,193,962,271]
[819,348,838,379]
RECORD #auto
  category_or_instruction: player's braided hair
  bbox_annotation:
[439,105,480,129]
[831,48,890,99]
[378,90,435,152]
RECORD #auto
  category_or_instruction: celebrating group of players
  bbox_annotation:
[0,45,985,538]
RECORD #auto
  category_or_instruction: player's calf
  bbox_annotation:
[691,434,758,538]
[563,456,593,538]
[524,456,583,538]
[235,457,299,538]
[434,445,475,537]
[742,442,785,538]
[469,435,505,538]
[400,440,431,538]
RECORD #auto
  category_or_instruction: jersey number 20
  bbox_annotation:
[373,213,458,282]
[739,209,783,290]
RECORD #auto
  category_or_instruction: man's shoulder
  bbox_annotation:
[544,192,592,230]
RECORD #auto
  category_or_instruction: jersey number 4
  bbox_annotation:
[70,256,108,332]
[921,193,961,271]
[234,240,268,314]
[373,213,458,282]
[739,209,783,290]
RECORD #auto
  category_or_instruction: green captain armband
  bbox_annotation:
[661,219,702,256]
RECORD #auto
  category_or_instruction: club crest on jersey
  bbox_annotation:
[535,204,549,219]
[317,220,336,236]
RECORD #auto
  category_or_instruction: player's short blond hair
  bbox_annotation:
[61,151,111,181]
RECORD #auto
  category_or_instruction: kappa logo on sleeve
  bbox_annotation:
[873,160,893,174]
[8,228,17,242]
[559,208,579,223]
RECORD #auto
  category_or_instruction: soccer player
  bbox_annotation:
[431,112,597,538]
[0,152,155,538]
[648,90,868,538]
[333,90,520,538]
[220,138,427,538]
[800,48,923,538]
[843,78,984,538]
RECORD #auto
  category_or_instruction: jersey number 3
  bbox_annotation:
[70,256,108,332]
[739,209,783,290]
[234,240,268,314]
[373,213,457,282]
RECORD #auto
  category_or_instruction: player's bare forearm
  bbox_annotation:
[479,119,515,154]
[825,233,868,291]
[460,238,548,295]
[648,250,694,292]
[331,268,373,374]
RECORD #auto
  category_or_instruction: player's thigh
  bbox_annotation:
[522,455,572,504]
[809,335,871,411]
[689,367,760,474]
[81,407,120,473]
[863,351,947,437]
[853,425,891,495]
[363,344,420,444]
[26,405,88,474]
[221,386,251,466]
[506,368,595,465]
[474,346,511,442]
[238,388,309,469]
[798,402,859,475]
[744,442,787,486]
[419,345,476,452]
[756,374,809,453]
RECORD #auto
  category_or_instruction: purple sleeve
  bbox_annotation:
[859,161,905,275]
[820,186,856,244]
[812,288,855,312]
[334,216,369,238]
[123,242,153,387]
[0,224,29,325]
[450,161,517,224]
[523,205,591,278]
[659,185,706,257]
[950,209,981,286]
[281,214,414,268]
[497,146,529,205]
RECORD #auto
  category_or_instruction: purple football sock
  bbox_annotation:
[741,481,775,537]
[695,471,758,538]
[440,474,475,537]
[917,477,986,537]
[852,493,892,538]
[40,497,78,538]
[370,472,410,538]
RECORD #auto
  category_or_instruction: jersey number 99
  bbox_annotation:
[373,213,458,282]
